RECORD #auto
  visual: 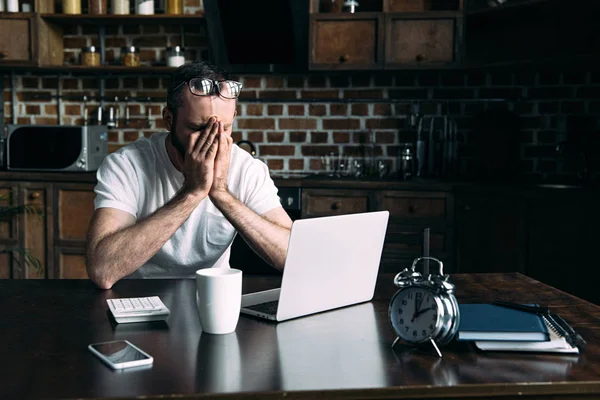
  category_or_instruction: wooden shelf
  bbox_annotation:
[40,12,204,25]
[0,12,36,18]
[0,64,178,75]
[466,0,555,16]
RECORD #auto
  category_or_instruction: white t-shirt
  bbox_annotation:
[93,132,281,278]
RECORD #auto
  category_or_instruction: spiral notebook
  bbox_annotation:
[474,315,579,354]
[457,303,550,342]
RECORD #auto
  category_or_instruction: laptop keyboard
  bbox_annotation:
[245,300,279,315]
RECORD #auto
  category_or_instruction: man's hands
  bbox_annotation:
[210,123,233,198]
[180,117,232,200]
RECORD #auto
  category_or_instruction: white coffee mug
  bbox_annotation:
[195,268,242,334]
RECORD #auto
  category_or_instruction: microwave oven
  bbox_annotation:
[6,125,109,172]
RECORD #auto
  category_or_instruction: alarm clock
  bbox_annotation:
[389,257,460,357]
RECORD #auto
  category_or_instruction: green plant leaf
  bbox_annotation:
[0,247,43,276]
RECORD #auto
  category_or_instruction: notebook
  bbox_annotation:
[474,315,579,354]
[240,210,390,322]
[456,303,550,342]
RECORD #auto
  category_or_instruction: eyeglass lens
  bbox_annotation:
[190,78,241,99]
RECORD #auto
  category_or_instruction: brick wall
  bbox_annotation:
[2,3,599,180]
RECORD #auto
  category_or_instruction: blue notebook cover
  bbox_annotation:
[457,303,550,342]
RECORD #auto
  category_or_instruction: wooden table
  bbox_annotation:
[2,273,600,400]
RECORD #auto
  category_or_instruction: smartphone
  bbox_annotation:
[88,340,153,370]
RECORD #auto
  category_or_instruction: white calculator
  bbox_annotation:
[106,296,170,324]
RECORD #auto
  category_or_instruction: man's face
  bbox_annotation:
[169,83,237,156]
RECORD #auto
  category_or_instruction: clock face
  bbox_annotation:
[390,286,440,343]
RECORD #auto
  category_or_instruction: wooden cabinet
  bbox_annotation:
[308,1,463,70]
[525,190,600,305]
[302,188,372,217]
[454,186,526,274]
[455,185,600,305]
[0,182,50,278]
[376,190,454,273]
[0,14,63,66]
[385,12,462,68]
[53,183,96,279]
[301,187,454,273]
[309,13,383,70]
[0,178,95,279]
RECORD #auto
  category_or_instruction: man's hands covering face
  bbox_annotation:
[210,122,233,197]
[181,117,232,200]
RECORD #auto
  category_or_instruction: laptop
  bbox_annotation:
[240,210,390,322]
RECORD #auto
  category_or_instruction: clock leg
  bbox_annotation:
[430,338,442,358]
[392,337,401,348]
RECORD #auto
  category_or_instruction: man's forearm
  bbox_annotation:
[211,191,290,270]
[88,189,204,289]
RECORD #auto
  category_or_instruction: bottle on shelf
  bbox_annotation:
[81,46,101,66]
[166,0,182,14]
[121,46,140,67]
[6,0,19,12]
[166,46,185,67]
[22,1,33,12]
[62,0,82,14]
[88,0,108,14]
[111,0,130,14]
[135,0,154,14]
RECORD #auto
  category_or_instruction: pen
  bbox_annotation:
[549,313,587,349]
[492,300,550,315]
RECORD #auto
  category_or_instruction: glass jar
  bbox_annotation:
[166,46,185,67]
[6,0,19,12]
[62,0,82,14]
[111,0,130,14]
[81,46,101,66]
[135,0,154,14]
[121,46,140,67]
[166,0,182,14]
[88,0,107,14]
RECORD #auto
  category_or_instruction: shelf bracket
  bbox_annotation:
[10,70,16,125]
[0,72,5,136]
[57,74,62,125]
[98,25,106,111]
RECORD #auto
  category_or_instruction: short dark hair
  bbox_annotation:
[166,61,231,115]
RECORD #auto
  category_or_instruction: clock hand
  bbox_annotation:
[414,306,435,319]
[412,295,418,322]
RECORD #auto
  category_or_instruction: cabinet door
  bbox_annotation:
[309,13,383,70]
[454,190,525,274]
[526,192,600,305]
[0,16,33,64]
[302,189,371,218]
[0,185,19,278]
[0,183,49,279]
[385,12,460,67]
[55,247,88,279]
[0,15,63,66]
[53,183,96,279]
[22,185,50,279]
[376,190,454,273]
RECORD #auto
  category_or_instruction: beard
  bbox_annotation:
[170,124,187,157]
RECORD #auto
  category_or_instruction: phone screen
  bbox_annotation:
[90,340,151,364]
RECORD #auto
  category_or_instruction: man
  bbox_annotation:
[86,61,293,289]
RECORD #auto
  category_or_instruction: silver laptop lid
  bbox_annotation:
[276,210,389,321]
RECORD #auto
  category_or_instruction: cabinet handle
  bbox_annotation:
[29,192,40,200]
[0,52,6,59]
[332,201,342,210]
[415,54,425,62]
[408,205,415,213]
[339,54,349,63]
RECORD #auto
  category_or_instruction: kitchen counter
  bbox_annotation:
[0,170,597,192]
